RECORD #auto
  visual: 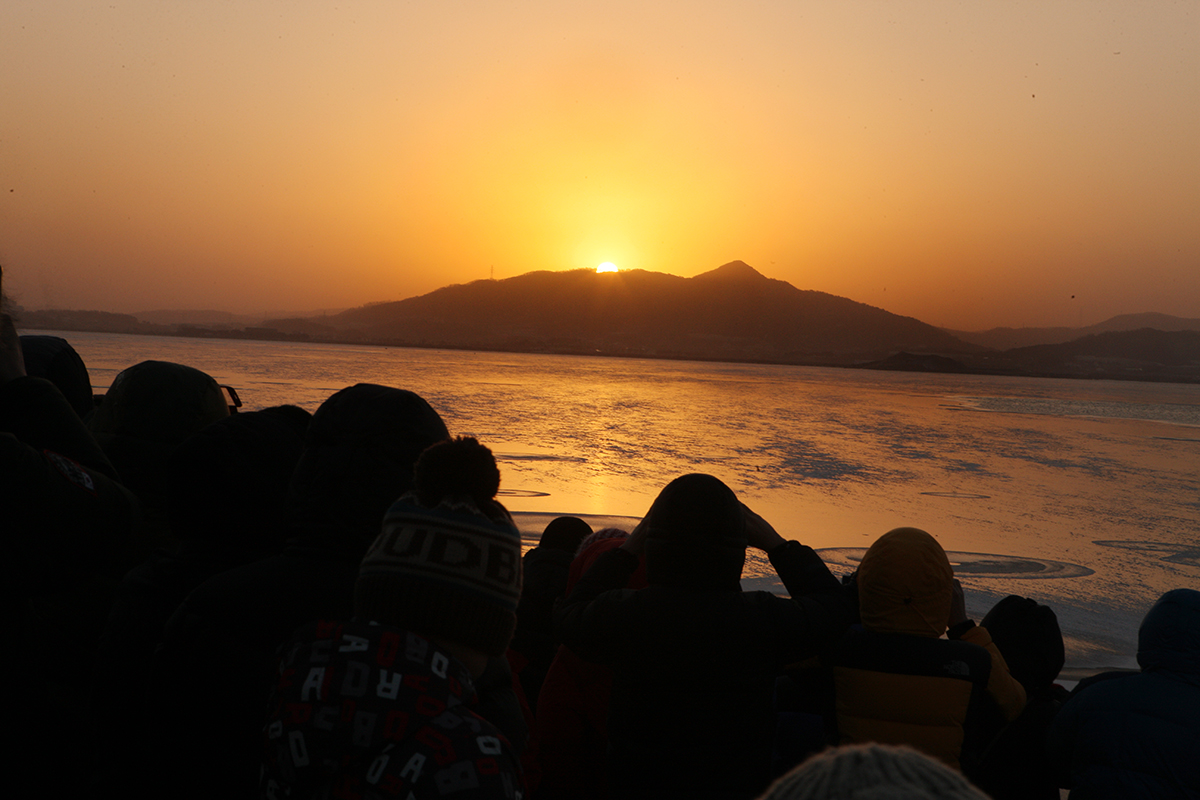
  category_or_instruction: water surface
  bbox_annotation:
[45,330,1200,671]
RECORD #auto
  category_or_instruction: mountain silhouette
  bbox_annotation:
[946,312,1200,350]
[324,261,979,362]
[17,261,1197,381]
[999,328,1200,378]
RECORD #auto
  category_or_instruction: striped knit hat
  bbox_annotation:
[355,437,522,657]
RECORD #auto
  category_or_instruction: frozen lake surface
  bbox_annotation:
[48,330,1200,673]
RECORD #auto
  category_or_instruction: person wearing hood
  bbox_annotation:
[19,333,96,421]
[827,528,1026,775]
[87,359,232,560]
[554,473,851,800]
[970,595,1068,800]
[1047,587,1200,799]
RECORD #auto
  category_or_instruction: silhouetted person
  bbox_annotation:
[2,280,141,795]
[826,528,1026,774]
[87,358,231,564]
[971,594,1068,800]
[262,436,526,798]
[19,334,95,420]
[145,383,449,800]
[89,404,312,794]
[555,473,850,800]
[1047,588,1200,799]
[534,529,646,800]
[510,515,592,709]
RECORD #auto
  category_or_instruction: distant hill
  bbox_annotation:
[135,309,253,328]
[323,261,981,363]
[989,329,1200,381]
[17,308,163,334]
[16,263,1197,381]
[946,312,1200,350]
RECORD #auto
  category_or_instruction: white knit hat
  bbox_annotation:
[758,744,992,800]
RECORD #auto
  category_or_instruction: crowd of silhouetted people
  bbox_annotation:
[3,279,1198,799]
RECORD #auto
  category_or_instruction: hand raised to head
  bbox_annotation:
[949,579,969,628]
[742,504,787,553]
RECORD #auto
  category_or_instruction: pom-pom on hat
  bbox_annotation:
[356,437,522,657]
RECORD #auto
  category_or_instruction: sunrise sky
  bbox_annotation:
[2,1,1197,330]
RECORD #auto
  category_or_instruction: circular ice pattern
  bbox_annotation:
[817,548,1094,579]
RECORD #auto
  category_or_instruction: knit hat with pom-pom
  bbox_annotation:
[758,743,991,800]
[355,437,522,657]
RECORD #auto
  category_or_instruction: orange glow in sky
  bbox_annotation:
[2,1,1197,329]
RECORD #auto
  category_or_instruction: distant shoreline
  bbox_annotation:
[22,321,1200,386]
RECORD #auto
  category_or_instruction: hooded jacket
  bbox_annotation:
[554,474,850,800]
[971,595,1068,800]
[1047,588,1200,799]
[829,528,1026,772]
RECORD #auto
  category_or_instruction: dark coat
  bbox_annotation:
[510,545,575,708]
[89,406,310,794]
[142,384,450,800]
[3,376,139,601]
[146,544,363,799]
[2,376,141,795]
[1047,588,1200,799]
[534,536,648,800]
[554,540,848,800]
[971,594,1068,800]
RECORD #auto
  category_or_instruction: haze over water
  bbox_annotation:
[57,330,1200,673]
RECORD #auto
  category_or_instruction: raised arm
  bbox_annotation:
[743,503,843,598]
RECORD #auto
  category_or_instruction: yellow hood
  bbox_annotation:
[858,527,953,637]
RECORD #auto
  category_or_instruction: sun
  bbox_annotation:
[596,262,619,273]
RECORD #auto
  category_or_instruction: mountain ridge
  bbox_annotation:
[945,311,1200,350]
[320,261,978,362]
[15,262,1199,382]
